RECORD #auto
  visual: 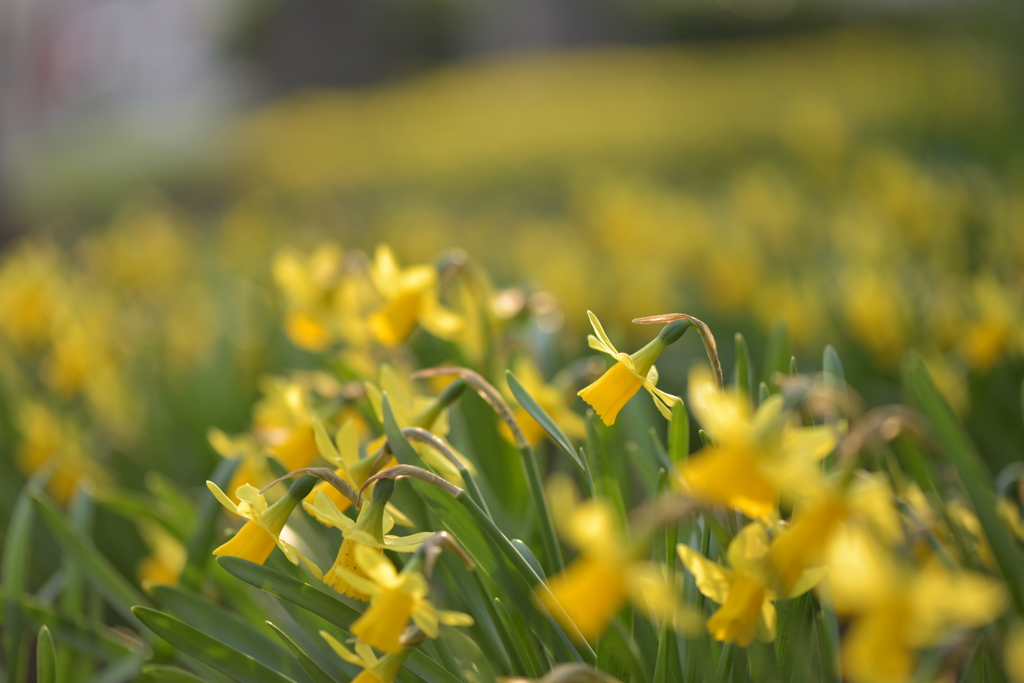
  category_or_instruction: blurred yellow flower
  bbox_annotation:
[678,522,823,647]
[677,367,835,518]
[577,311,683,425]
[367,245,462,347]
[823,526,1006,683]
[273,243,346,351]
[501,357,585,447]
[539,474,695,642]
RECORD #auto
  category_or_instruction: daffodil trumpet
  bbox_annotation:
[578,312,691,425]
[208,475,322,578]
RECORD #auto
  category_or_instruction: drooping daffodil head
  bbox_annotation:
[305,480,432,601]
[208,477,322,579]
[577,311,689,426]
[338,544,473,654]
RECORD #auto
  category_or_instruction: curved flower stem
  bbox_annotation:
[633,314,723,389]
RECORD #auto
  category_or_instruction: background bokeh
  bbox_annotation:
[1,0,1023,582]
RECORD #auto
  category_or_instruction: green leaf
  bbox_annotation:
[31,491,149,626]
[216,558,360,630]
[758,382,770,406]
[141,666,208,683]
[734,333,753,406]
[699,430,713,448]
[3,490,33,683]
[132,607,297,683]
[97,491,187,541]
[181,457,240,591]
[215,559,459,683]
[36,626,56,683]
[265,623,334,683]
[761,322,789,387]
[506,370,585,472]
[150,586,307,682]
[902,353,1024,616]
[0,588,138,661]
[822,345,844,383]
[596,620,647,683]
[668,402,689,464]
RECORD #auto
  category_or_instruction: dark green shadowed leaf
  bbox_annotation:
[265,623,334,683]
[762,322,788,388]
[150,586,308,682]
[132,607,297,683]
[31,491,150,626]
[3,490,33,683]
[0,589,139,660]
[758,382,770,406]
[507,370,585,472]
[36,626,56,683]
[902,353,1024,616]
[699,430,713,448]
[215,559,459,683]
[141,665,208,683]
[216,558,360,630]
[734,333,753,406]
[181,457,240,591]
[596,620,647,683]
[668,402,689,464]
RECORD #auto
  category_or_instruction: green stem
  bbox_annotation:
[519,445,564,576]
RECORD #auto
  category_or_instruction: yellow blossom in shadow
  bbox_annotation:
[273,243,348,351]
[367,245,462,347]
[337,544,472,654]
[577,311,682,425]
[679,522,823,647]
[501,357,585,447]
[15,401,102,505]
[137,522,186,588]
[304,491,431,601]
[677,367,837,518]
[207,481,322,578]
[320,632,411,683]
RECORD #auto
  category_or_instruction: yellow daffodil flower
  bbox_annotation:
[136,522,186,588]
[336,544,473,653]
[304,482,431,601]
[577,311,686,425]
[677,367,837,518]
[208,478,322,578]
[823,526,1006,683]
[367,244,462,347]
[678,522,824,647]
[539,475,696,642]
[273,243,346,351]
[769,472,902,595]
[320,632,411,683]
[251,375,320,472]
[304,419,413,527]
[15,401,102,505]
[363,364,474,483]
[501,357,585,447]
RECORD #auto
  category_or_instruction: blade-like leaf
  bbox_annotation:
[150,586,308,682]
[36,626,56,683]
[31,491,149,626]
[668,402,689,464]
[132,607,297,683]
[181,457,240,591]
[3,490,33,683]
[141,666,208,683]
[902,353,1024,616]
[215,559,459,683]
[506,371,585,471]
[265,623,334,683]
[734,333,753,406]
